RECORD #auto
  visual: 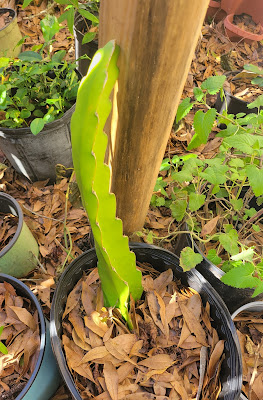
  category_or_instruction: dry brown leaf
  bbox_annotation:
[138,354,174,370]
[103,362,119,400]
[8,306,37,331]
[201,216,220,237]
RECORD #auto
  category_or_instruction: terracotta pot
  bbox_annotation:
[224,13,263,43]
[206,1,226,23]
[221,0,263,25]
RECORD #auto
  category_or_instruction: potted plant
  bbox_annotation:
[0,15,81,182]
[224,13,263,43]
[0,8,22,58]
[231,301,263,400]
[221,0,263,25]
[0,192,39,277]
[0,272,61,399]
[150,74,263,313]
[50,40,242,400]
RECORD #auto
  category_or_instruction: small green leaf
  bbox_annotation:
[176,97,193,123]
[170,198,187,222]
[193,87,204,101]
[201,75,226,95]
[188,193,205,212]
[230,198,243,211]
[231,248,254,262]
[160,158,171,171]
[30,118,45,135]
[187,108,216,150]
[246,164,263,196]
[78,9,99,24]
[82,32,97,44]
[207,249,222,265]
[200,165,228,185]
[41,15,60,42]
[20,109,31,119]
[22,0,33,8]
[18,51,42,62]
[247,94,263,110]
[221,262,259,289]
[252,224,260,232]
[244,64,263,74]
[52,50,66,63]
[180,247,203,271]
[0,57,10,68]
[219,229,239,256]
[156,197,165,207]
[58,7,74,34]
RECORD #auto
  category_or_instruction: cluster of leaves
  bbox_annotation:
[151,74,263,296]
[23,0,100,45]
[244,63,263,87]
[0,15,79,135]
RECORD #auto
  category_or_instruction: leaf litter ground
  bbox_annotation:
[0,4,263,398]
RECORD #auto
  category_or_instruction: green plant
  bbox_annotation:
[71,40,142,328]
[150,75,263,296]
[23,0,100,45]
[244,64,263,87]
[0,15,79,135]
[0,326,8,355]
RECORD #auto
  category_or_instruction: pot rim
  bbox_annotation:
[0,192,23,258]
[0,8,16,33]
[231,300,263,319]
[0,273,46,399]
[224,13,263,41]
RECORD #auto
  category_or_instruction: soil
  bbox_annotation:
[0,11,12,30]
[0,213,18,253]
[0,281,40,399]
[233,13,262,35]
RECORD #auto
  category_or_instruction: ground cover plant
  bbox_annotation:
[150,75,263,296]
[0,15,79,135]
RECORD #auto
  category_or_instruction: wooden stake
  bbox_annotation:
[99,0,210,235]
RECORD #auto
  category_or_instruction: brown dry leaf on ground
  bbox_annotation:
[0,281,40,399]
[234,311,263,399]
[61,266,224,399]
[0,167,91,314]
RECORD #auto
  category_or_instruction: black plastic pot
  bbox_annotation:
[74,12,98,76]
[0,104,75,182]
[173,231,263,314]
[50,243,242,400]
[0,273,61,399]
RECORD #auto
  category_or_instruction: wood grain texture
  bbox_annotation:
[99,0,210,235]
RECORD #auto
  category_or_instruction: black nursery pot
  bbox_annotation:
[50,243,242,400]
[74,12,98,77]
[173,231,263,314]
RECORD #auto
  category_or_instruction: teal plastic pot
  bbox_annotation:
[0,192,39,277]
[0,273,61,399]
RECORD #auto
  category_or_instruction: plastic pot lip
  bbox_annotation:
[224,13,263,41]
[231,301,263,320]
[0,8,16,32]
[50,243,242,400]
[0,192,23,258]
[0,272,46,399]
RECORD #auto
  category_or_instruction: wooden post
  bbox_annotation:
[99,0,209,235]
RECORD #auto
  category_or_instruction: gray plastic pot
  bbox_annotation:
[0,8,22,58]
[0,104,75,182]
[231,301,263,400]
[50,243,242,400]
[0,273,61,399]
[0,192,39,277]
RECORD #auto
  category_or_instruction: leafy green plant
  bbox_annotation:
[151,75,263,296]
[23,0,99,45]
[0,326,8,355]
[0,15,79,135]
[244,64,263,87]
[71,40,142,328]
